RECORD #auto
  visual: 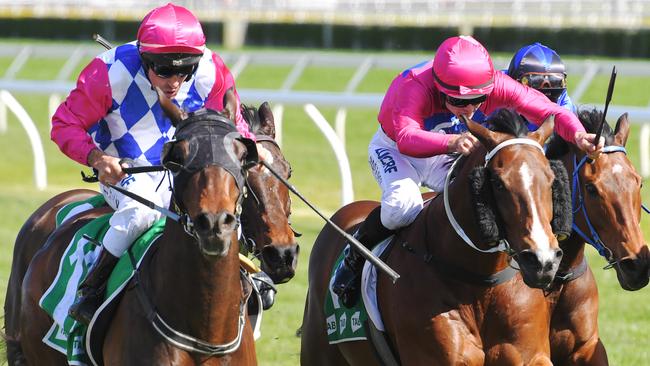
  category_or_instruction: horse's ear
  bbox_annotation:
[223,87,238,122]
[461,115,500,149]
[614,113,630,147]
[156,87,187,126]
[529,114,555,146]
[258,102,276,138]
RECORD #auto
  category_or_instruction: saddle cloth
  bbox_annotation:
[40,195,264,365]
[40,197,165,365]
[324,236,392,344]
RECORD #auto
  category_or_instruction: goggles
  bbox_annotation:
[149,63,195,79]
[444,94,487,108]
[519,72,567,90]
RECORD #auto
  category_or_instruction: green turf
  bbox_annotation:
[0,42,649,365]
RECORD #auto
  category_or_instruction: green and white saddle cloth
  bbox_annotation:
[324,247,370,344]
[39,196,165,365]
[324,237,393,345]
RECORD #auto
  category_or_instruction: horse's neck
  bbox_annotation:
[148,222,243,342]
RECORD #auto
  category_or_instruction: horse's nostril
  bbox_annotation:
[555,248,564,260]
[518,250,540,269]
[217,212,237,233]
[194,213,215,232]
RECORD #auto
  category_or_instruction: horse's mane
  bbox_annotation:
[546,108,615,159]
[487,108,529,137]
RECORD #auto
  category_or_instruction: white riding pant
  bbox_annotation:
[99,170,171,257]
[368,127,454,230]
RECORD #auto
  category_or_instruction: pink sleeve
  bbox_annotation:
[204,53,256,141]
[486,74,585,142]
[51,58,112,165]
[391,79,452,157]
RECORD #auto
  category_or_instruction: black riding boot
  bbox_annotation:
[331,207,394,308]
[68,249,119,325]
[251,271,277,311]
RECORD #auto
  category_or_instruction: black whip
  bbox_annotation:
[261,160,400,283]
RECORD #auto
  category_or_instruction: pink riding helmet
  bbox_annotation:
[432,36,495,97]
[137,3,206,55]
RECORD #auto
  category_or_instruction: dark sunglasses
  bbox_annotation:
[149,63,195,79]
[444,94,487,107]
[519,72,567,90]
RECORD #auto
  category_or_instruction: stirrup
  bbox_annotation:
[68,289,104,325]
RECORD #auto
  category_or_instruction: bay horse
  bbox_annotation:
[545,109,649,365]
[13,93,266,365]
[302,109,568,365]
[4,98,298,365]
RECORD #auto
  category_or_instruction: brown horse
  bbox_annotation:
[14,94,264,365]
[239,103,299,284]
[4,100,298,365]
[545,110,649,365]
[302,109,568,365]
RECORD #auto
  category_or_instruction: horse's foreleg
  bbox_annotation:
[568,337,609,366]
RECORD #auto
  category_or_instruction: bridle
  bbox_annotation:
[570,145,627,268]
[444,138,545,255]
[109,114,260,356]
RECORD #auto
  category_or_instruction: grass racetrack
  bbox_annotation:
[0,40,649,364]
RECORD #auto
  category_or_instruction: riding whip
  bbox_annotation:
[261,160,400,283]
[589,66,617,163]
[93,33,114,50]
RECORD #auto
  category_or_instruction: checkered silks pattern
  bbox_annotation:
[88,42,217,165]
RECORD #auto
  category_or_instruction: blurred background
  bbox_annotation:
[0,1,649,365]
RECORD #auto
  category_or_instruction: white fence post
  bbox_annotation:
[0,90,47,190]
[304,104,354,206]
[641,124,650,178]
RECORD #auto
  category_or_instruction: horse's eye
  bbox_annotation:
[585,183,598,196]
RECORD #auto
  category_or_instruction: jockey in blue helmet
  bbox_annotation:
[505,43,575,131]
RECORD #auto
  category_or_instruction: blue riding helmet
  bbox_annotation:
[507,42,567,103]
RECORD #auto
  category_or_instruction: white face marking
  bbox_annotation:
[520,162,555,262]
[612,164,623,174]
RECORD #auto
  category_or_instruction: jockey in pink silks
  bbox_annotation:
[331,35,604,308]
[51,3,272,324]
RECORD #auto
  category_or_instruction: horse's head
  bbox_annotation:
[240,102,299,284]
[464,110,567,288]
[159,88,258,258]
[563,110,648,290]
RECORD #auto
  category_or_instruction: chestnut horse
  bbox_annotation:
[545,110,649,365]
[14,97,267,365]
[4,100,298,365]
[302,110,568,365]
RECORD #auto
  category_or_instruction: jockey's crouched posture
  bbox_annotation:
[331,36,605,308]
[51,3,274,325]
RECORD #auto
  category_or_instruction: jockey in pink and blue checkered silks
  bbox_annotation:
[331,36,605,308]
[50,3,268,325]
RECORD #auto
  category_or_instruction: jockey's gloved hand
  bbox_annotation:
[251,271,277,311]
[87,148,127,186]
[574,131,605,159]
